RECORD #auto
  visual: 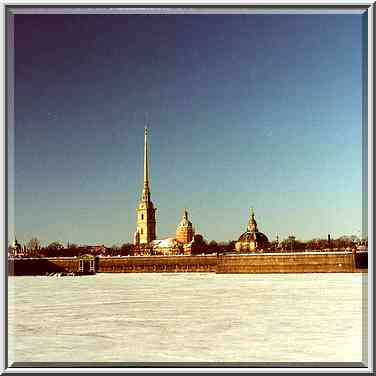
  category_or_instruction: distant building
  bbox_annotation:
[176,209,194,244]
[235,209,269,252]
[183,234,206,255]
[151,238,182,256]
[150,210,196,255]
[134,127,157,246]
[82,244,107,254]
[9,239,22,257]
[356,239,368,252]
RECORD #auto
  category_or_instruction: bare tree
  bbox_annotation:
[27,237,40,250]
[26,237,41,257]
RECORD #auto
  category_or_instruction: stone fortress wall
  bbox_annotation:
[216,252,366,273]
[8,251,367,276]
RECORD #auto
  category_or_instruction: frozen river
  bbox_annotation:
[8,273,367,364]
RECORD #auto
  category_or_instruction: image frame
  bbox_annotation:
[1,1,374,373]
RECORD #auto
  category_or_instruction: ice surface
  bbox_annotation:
[8,273,366,363]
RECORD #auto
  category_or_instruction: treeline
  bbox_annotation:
[190,236,366,253]
[9,235,367,258]
[8,238,135,258]
[38,243,135,258]
[190,239,237,255]
[9,237,237,257]
[302,236,366,251]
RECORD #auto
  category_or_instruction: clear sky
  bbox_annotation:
[12,12,366,246]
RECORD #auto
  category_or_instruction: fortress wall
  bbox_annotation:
[354,251,368,269]
[8,258,79,275]
[96,255,217,273]
[216,253,357,273]
[8,252,367,275]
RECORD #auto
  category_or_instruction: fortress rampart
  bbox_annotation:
[8,251,367,276]
[216,252,365,273]
[8,257,80,275]
[97,255,217,273]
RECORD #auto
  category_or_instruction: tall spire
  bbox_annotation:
[144,127,149,184]
[248,207,258,232]
[142,126,150,201]
[136,126,156,245]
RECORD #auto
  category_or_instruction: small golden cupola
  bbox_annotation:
[235,208,269,253]
[176,209,194,244]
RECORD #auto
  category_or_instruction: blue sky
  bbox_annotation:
[12,12,366,246]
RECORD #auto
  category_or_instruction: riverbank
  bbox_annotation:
[8,251,367,275]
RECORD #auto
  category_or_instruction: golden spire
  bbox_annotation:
[144,127,149,185]
[248,207,258,232]
[142,126,150,201]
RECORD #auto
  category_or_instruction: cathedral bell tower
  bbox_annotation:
[134,127,156,245]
